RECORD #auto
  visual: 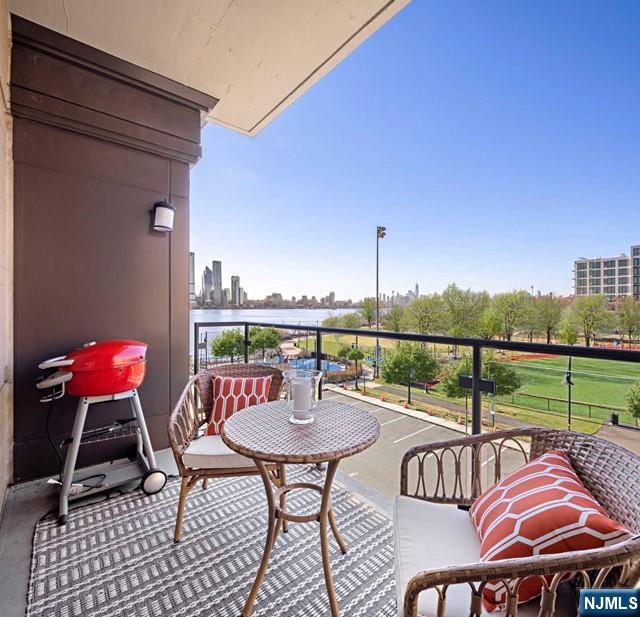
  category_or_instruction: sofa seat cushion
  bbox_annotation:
[183,435,256,469]
[394,496,577,616]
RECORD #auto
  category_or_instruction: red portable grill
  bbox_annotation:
[37,340,167,525]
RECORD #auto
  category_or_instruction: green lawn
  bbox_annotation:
[496,356,640,425]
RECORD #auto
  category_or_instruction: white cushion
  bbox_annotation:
[394,496,576,617]
[182,435,256,469]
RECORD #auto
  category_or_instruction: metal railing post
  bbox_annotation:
[244,322,250,364]
[471,345,482,435]
[316,329,323,400]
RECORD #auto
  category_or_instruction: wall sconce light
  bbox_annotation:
[152,200,175,232]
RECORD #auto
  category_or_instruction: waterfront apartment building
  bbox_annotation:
[212,260,223,306]
[201,266,213,304]
[231,275,241,306]
[574,244,640,300]
[188,252,196,307]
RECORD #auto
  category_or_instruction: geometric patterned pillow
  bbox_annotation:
[206,375,273,435]
[469,449,630,612]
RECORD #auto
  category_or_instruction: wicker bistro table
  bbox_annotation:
[221,399,380,617]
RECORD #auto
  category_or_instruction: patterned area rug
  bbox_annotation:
[26,467,396,617]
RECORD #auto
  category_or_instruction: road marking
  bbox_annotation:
[481,455,496,467]
[392,425,436,443]
[349,472,359,478]
[380,416,406,426]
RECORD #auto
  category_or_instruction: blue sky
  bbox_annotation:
[191,0,640,301]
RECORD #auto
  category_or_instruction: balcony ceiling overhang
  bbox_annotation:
[10,0,410,136]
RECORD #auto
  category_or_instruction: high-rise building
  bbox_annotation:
[212,260,223,306]
[201,266,213,304]
[415,283,419,298]
[574,244,640,300]
[231,275,240,306]
[188,252,196,306]
[328,291,335,306]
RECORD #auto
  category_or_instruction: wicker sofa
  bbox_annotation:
[396,428,640,617]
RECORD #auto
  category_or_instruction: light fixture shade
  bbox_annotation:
[152,200,175,232]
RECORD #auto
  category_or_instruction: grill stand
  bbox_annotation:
[58,388,167,525]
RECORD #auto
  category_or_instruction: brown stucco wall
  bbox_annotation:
[10,17,215,481]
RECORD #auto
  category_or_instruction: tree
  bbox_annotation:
[493,290,531,341]
[359,297,376,328]
[478,308,502,340]
[534,295,564,344]
[617,297,640,346]
[347,348,365,390]
[441,284,488,338]
[570,295,611,347]
[340,312,361,329]
[322,316,341,328]
[404,295,444,334]
[210,329,244,363]
[381,343,438,404]
[249,326,281,359]
[627,383,640,427]
[440,353,521,398]
[557,317,579,345]
[337,345,351,363]
[383,305,405,333]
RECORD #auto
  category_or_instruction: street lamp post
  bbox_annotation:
[376,225,386,379]
[562,357,574,431]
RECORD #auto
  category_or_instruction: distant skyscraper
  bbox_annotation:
[231,275,240,306]
[415,283,419,298]
[328,291,335,306]
[212,260,223,305]
[201,266,213,303]
[189,252,196,306]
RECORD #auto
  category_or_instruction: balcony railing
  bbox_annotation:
[193,320,640,435]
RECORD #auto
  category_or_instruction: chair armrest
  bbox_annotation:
[400,429,534,506]
[403,537,640,617]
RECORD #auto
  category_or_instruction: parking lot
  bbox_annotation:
[325,389,528,511]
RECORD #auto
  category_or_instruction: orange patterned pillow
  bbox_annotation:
[469,449,630,611]
[206,375,272,435]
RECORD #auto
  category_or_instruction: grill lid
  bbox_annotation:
[65,339,147,372]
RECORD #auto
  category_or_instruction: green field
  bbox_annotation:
[495,356,640,425]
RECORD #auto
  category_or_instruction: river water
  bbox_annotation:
[189,307,355,348]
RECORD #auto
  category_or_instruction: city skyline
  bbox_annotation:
[191,252,427,306]
[191,2,640,299]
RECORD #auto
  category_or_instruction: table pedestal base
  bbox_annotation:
[242,460,346,617]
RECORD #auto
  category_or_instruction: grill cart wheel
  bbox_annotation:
[142,469,167,495]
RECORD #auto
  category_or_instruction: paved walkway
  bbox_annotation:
[374,383,527,429]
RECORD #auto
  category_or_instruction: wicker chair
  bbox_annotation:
[168,364,284,542]
[396,428,640,617]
